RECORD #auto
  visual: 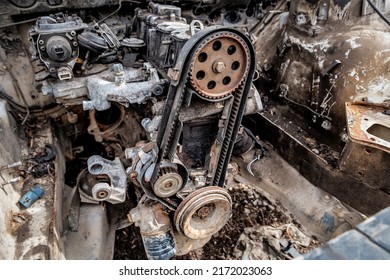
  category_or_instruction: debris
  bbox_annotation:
[34,144,57,163]
[233,174,248,184]
[114,170,321,260]
[0,161,22,171]
[19,185,44,208]
[282,223,312,247]
[233,224,311,260]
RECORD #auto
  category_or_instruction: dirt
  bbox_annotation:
[113,176,320,260]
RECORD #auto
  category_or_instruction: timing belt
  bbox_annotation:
[152,27,256,198]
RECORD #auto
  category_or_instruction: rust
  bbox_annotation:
[189,32,250,99]
[87,104,125,142]
[154,166,183,198]
[142,142,156,153]
[129,171,138,180]
[346,103,390,153]
[174,186,232,239]
[196,203,215,220]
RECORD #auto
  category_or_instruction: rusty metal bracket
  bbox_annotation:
[345,102,390,153]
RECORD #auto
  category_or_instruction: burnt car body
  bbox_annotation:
[0,0,389,260]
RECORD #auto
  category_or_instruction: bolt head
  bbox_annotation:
[213,61,226,73]
[112,63,124,73]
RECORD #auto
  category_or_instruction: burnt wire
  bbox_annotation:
[0,0,140,29]
[366,0,390,27]
[97,0,142,24]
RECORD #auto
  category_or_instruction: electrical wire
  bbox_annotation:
[0,0,141,28]
[366,0,390,27]
[0,18,37,29]
[97,0,141,24]
[282,94,332,121]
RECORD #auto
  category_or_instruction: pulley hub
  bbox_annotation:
[174,186,232,239]
[154,166,183,198]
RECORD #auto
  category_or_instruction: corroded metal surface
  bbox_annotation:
[174,186,232,240]
[1,0,390,261]
[189,31,250,99]
[345,103,390,153]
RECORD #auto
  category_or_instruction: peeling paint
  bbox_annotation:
[345,49,351,58]
[346,37,361,49]
[355,76,390,104]
[348,68,360,81]
[289,36,332,53]
[367,76,390,96]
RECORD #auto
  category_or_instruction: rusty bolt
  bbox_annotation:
[129,171,138,180]
[213,61,226,73]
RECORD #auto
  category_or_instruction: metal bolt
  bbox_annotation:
[320,194,331,205]
[296,13,307,25]
[321,120,332,130]
[213,61,226,73]
[38,40,44,45]
[70,31,76,36]
[341,133,348,142]
[72,42,78,47]
[112,63,124,73]
[129,171,138,180]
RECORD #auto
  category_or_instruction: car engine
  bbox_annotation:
[0,0,389,260]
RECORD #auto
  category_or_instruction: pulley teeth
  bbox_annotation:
[188,31,251,100]
[158,166,176,177]
[154,165,183,198]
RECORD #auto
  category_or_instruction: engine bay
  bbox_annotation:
[0,0,389,260]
